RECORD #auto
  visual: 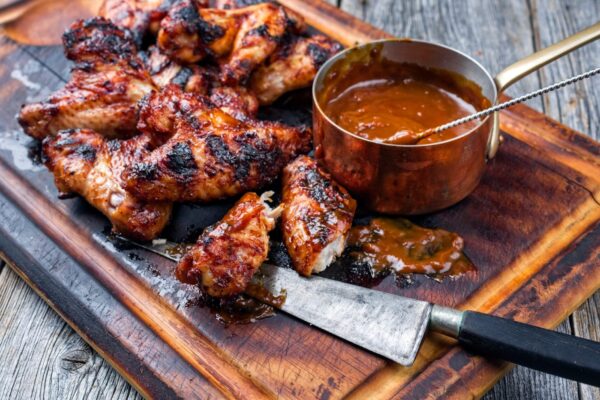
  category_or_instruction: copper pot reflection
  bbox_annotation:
[313,26,600,214]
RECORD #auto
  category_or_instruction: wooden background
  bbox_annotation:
[0,0,599,398]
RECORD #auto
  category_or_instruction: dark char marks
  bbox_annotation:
[206,132,282,182]
[165,142,197,179]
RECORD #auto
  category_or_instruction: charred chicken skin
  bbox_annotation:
[123,85,311,202]
[141,45,210,93]
[157,1,301,84]
[42,129,172,241]
[18,18,156,140]
[281,156,356,276]
[251,35,343,105]
[176,192,280,297]
[99,0,179,44]
[140,47,258,119]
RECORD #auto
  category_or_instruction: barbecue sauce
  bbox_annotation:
[347,217,474,276]
[321,47,490,144]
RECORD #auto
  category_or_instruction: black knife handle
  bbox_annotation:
[458,311,600,387]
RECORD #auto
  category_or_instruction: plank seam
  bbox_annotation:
[18,45,67,83]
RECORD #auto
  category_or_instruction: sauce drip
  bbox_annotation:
[347,217,474,276]
[188,293,278,326]
[320,49,490,144]
[165,243,195,259]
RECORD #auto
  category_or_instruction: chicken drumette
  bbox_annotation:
[251,35,343,105]
[123,85,311,202]
[140,46,258,119]
[42,129,172,241]
[18,18,156,140]
[176,191,280,297]
[281,156,356,276]
[99,0,187,44]
[141,45,211,93]
[157,1,302,84]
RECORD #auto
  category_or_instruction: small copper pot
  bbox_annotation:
[312,24,600,214]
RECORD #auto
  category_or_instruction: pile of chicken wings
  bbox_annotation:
[19,0,356,298]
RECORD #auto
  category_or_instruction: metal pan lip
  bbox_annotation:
[312,38,498,148]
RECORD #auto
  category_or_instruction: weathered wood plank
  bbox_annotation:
[0,266,143,400]
[1,1,598,398]
[532,0,600,141]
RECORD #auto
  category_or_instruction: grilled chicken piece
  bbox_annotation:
[99,0,190,44]
[251,35,342,105]
[122,85,311,202]
[157,0,238,64]
[141,45,210,93]
[140,48,258,119]
[218,2,288,85]
[18,18,156,140]
[209,85,259,120]
[213,0,306,33]
[176,192,280,297]
[158,1,299,84]
[281,156,356,276]
[211,0,262,9]
[42,129,172,241]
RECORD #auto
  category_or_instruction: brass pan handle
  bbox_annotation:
[487,21,600,159]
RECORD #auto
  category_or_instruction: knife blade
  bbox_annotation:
[126,237,430,364]
[123,237,600,385]
[255,263,431,365]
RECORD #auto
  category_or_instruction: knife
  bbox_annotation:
[130,239,600,386]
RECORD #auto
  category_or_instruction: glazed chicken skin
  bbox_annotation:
[281,156,357,276]
[140,47,258,119]
[251,35,343,105]
[123,85,311,202]
[42,129,172,241]
[176,192,280,297]
[18,18,156,140]
[141,45,210,93]
[158,1,301,84]
[99,0,180,44]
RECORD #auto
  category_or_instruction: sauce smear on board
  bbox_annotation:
[347,217,474,276]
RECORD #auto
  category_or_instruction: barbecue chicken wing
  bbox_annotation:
[43,129,172,241]
[141,45,210,93]
[209,85,259,120]
[123,85,311,202]
[18,18,156,140]
[251,35,342,104]
[212,0,306,33]
[158,1,301,84]
[140,48,258,119]
[281,156,356,276]
[176,192,280,297]
[99,0,179,44]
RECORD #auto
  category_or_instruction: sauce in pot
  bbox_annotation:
[320,50,490,144]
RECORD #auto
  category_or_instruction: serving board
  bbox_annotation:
[0,0,599,398]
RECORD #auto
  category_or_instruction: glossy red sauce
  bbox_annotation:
[320,49,490,144]
[347,217,474,276]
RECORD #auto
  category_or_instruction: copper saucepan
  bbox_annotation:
[312,22,600,215]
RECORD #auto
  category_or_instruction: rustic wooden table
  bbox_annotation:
[0,0,598,398]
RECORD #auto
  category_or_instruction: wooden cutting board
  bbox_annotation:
[0,1,599,398]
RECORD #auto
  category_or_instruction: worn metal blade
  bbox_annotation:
[254,264,431,366]
[121,238,432,365]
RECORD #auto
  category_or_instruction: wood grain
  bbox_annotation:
[0,265,143,400]
[0,1,599,399]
